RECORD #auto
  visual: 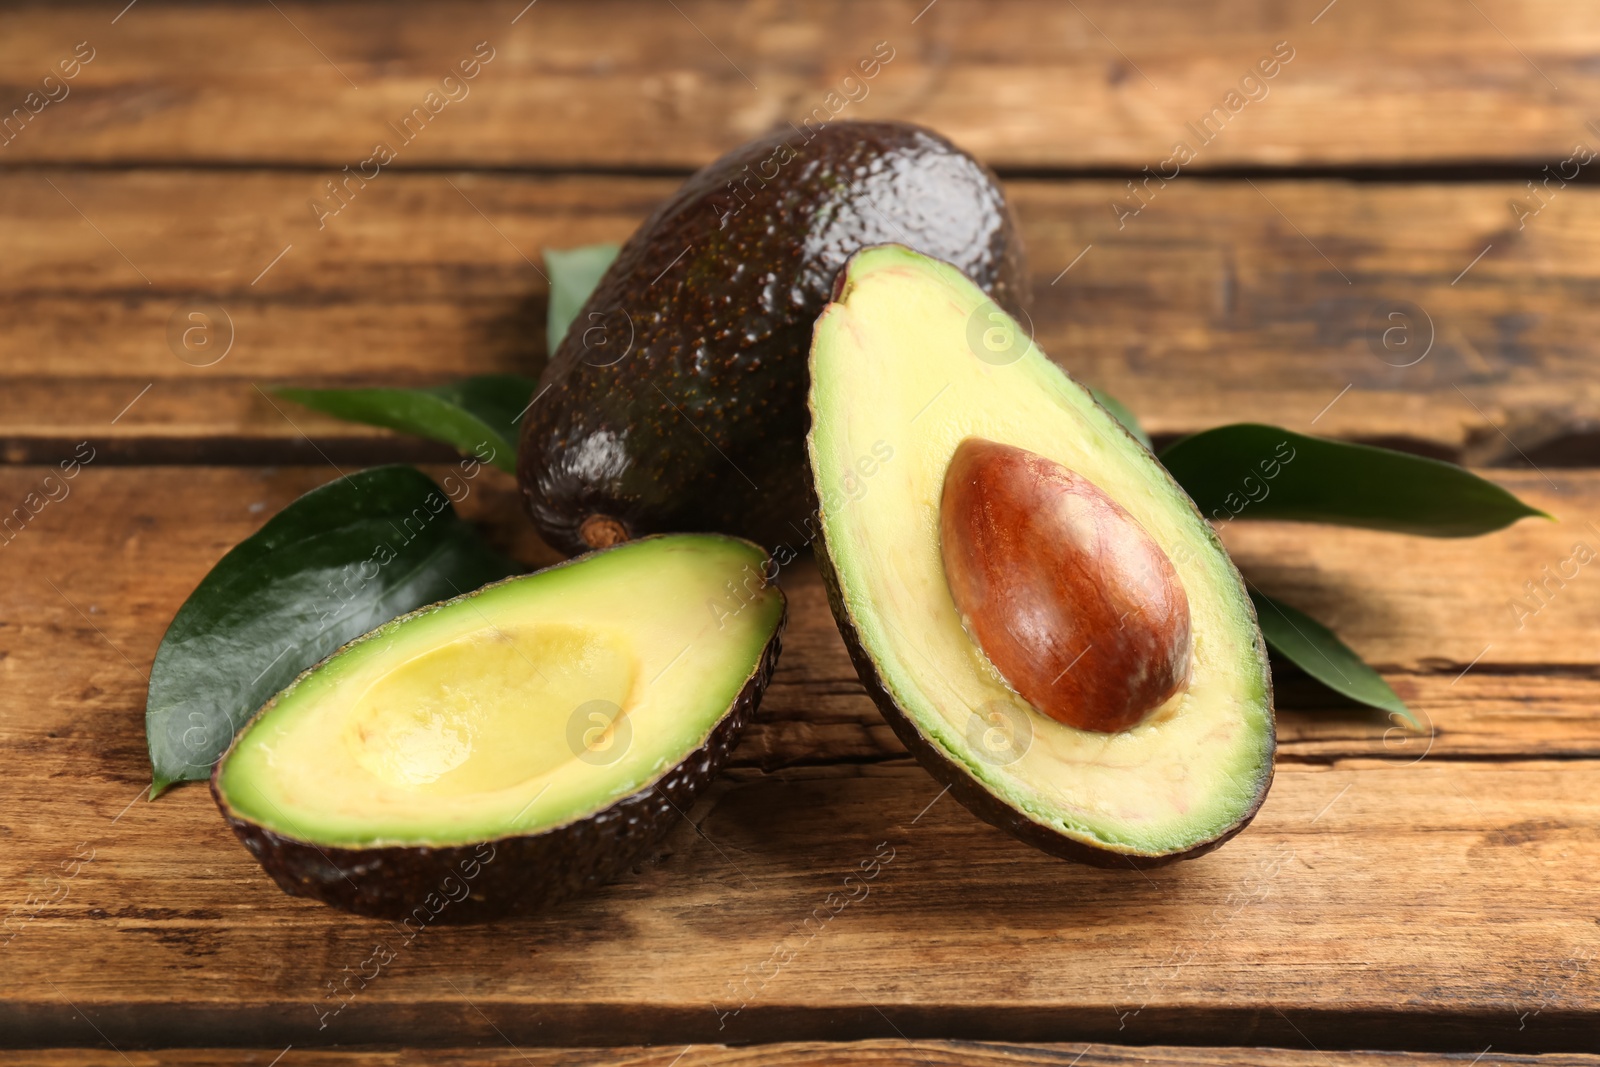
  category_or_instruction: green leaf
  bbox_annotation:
[145,465,518,795]
[274,375,537,474]
[545,243,620,355]
[1250,591,1416,727]
[1089,387,1152,449]
[1160,423,1549,536]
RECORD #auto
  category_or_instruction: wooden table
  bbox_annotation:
[5,2,1600,1063]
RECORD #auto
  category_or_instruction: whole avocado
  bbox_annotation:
[518,120,1028,555]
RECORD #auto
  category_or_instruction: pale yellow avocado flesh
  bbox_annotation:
[808,245,1273,856]
[217,535,782,847]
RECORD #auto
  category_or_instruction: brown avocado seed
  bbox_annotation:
[939,438,1192,733]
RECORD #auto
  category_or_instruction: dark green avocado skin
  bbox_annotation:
[519,120,1028,555]
[811,540,1273,868]
[211,611,784,923]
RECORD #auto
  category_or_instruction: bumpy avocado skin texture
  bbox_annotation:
[210,536,786,922]
[807,246,1274,865]
[519,120,1028,555]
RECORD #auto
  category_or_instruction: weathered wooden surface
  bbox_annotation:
[6,1,1599,1060]
[6,172,1600,464]
[6,1043,1600,1067]
[2,467,1599,1053]
[6,756,1600,1051]
[2,0,1598,169]
[0,466,1594,781]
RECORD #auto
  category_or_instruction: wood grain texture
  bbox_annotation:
[0,465,1593,784]
[5,758,1600,1051]
[1,467,1598,1051]
[1,0,1597,169]
[7,0,1599,1059]
[7,1043,1600,1066]
[6,172,1600,464]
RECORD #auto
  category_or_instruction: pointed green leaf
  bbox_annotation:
[273,375,537,474]
[545,243,620,355]
[1161,424,1549,536]
[145,465,518,795]
[1090,387,1152,449]
[1250,590,1417,727]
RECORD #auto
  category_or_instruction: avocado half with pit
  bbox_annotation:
[806,246,1274,865]
[211,534,784,920]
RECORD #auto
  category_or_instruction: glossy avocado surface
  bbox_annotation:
[519,120,1027,555]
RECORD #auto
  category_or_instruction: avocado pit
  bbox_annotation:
[939,437,1192,733]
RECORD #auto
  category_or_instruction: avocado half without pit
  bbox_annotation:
[211,534,785,920]
[807,245,1274,865]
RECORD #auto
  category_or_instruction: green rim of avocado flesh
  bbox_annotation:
[806,245,1274,865]
[212,534,785,920]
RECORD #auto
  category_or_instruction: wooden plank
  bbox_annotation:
[0,170,635,462]
[2,1,1598,169]
[1,466,1599,1051]
[6,1043,1600,1066]
[5,758,1600,1050]
[0,465,1595,784]
[6,172,1600,464]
